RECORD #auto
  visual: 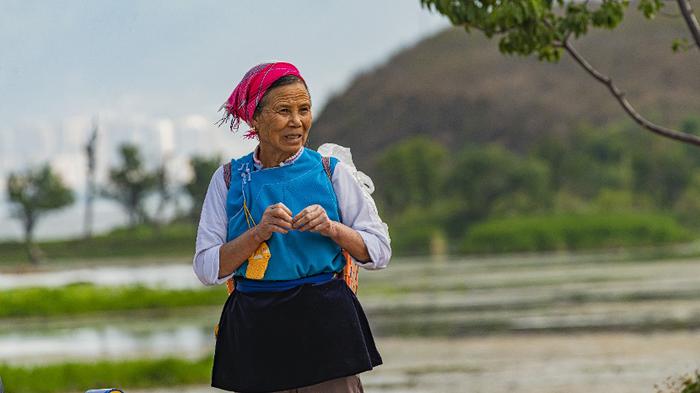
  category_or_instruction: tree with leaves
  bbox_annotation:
[420,0,700,147]
[83,117,98,239]
[184,154,222,223]
[103,143,157,228]
[375,136,448,217]
[152,157,174,229]
[445,144,551,230]
[7,164,75,263]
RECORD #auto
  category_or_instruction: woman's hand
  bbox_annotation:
[292,204,337,237]
[253,203,293,241]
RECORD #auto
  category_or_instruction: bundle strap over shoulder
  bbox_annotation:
[222,162,235,296]
[322,156,360,294]
[223,162,232,190]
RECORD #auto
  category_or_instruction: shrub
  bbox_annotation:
[0,356,212,393]
[388,202,464,256]
[0,222,197,264]
[0,284,226,318]
[460,213,692,253]
[389,207,446,256]
[656,370,700,393]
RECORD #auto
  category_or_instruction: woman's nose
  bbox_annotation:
[289,111,302,126]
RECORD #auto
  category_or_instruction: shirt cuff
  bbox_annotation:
[195,245,234,285]
[353,231,388,270]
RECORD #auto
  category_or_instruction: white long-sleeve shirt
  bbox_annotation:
[193,157,392,286]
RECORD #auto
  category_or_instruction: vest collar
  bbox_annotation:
[252,146,304,170]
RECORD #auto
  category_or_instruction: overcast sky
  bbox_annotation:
[0,1,449,239]
[1,0,447,126]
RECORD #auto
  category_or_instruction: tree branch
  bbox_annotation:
[676,0,700,49]
[562,39,700,146]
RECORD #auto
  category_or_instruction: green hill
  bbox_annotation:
[311,11,700,169]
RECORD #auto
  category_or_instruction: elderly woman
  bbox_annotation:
[193,62,391,393]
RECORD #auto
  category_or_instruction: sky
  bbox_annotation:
[0,1,449,240]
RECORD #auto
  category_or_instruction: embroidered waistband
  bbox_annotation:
[234,272,336,293]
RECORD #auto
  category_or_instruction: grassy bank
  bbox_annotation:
[460,213,693,254]
[5,250,700,333]
[0,283,227,319]
[0,356,212,393]
[0,223,196,264]
[2,213,699,264]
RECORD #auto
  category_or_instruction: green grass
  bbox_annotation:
[0,222,196,264]
[0,283,227,319]
[0,356,212,393]
[460,213,693,254]
[2,215,698,265]
[655,371,700,393]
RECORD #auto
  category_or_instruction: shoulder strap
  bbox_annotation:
[322,155,344,223]
[322,155,358,293]
[223,162,232,190]
[321,156,332,181]
[221,161,235,300]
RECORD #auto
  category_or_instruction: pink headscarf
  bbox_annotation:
[217,62,305,139]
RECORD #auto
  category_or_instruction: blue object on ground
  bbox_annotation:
[85,390,124,393]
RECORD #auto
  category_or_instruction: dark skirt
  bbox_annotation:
[212,278,382,393]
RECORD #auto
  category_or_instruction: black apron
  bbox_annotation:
[212,278,382,393]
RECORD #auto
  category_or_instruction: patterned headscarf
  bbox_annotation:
[217,62,305,139]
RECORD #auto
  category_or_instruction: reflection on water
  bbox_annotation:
[0,263,220,366]
[0,318,216,365]
[0,264,201,290]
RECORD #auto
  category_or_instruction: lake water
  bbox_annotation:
[3,257,700,392]
[5,316,700,393]
[0,263,217,365]
[0,319,213,365]
[0,263,201,290]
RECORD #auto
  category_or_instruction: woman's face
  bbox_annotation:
[252,82,312,158]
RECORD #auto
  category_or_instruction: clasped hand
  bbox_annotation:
[252,203,336,241]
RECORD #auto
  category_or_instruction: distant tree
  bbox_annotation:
[682,116,700,135]
[445,145,551,230]
[184,155,222,223]
[152,156,175,229]
[420,0,700,147]
[7,164,75,263]
[103,143,157,228]
[535,128,631,199]
[675,172,700,228]
[375,136,448,216]
[83,117,98,239]
[630,143,693,208]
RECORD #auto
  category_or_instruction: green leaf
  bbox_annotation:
[637,0,664,18]
[672,37,690,52]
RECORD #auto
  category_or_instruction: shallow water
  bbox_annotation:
[0,314,216,365]
[3,255,700,392]
[127,333,700,393]
[0,263,201,290]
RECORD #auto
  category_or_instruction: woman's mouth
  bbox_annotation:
[284,134,302,142]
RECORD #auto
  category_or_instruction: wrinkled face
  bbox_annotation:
[252,82,312,159]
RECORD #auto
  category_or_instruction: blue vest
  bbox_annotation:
[225,148,345,281]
